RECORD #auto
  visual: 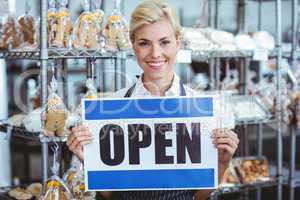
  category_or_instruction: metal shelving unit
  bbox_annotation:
[0,49,133,60]
[0,0,129,184]
[203,0,286,200]
[212,179,278,197]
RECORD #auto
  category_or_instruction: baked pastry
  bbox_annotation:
[46,0,72,48]
[72,12,101,49]
[234,158,270,184]
[252,31,275,50]
[44,78,68,137]
[44,95,67,137]
[47,10,57,47]
[8,188,33,200]
[0,15,23,49]
[26,183,42,199]
[182,27,216,51]
[200,28,237,51]
[235,34,255,50]
[52,8,72,48]
[63,155,96,200]
[18,14,35,45]
[104,13,131,51]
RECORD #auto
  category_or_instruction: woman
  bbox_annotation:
[67,1,239,200]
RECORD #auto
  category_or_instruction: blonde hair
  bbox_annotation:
[129,0,182,42]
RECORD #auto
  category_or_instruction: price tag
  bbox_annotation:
[253,48,269,61]
[177,49,192,63]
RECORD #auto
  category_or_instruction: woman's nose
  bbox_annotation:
[150,44,162,58]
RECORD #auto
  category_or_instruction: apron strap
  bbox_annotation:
[124,81,186,97]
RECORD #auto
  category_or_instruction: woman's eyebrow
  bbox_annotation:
[159,37,170,41]
[137,38,149,42]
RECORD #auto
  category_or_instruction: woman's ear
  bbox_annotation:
[176,35,182,50]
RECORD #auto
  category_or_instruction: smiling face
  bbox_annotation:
[132,17,180,84]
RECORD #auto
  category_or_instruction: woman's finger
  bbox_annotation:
[67,130,92,146]
[212,129,238,140]
[71,125,89,133]
[67,136,92,153]
[213,137,238,150]
[216,144,235,155]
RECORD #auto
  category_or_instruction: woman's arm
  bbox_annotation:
[67,125,113,199]
[194,128,239,200]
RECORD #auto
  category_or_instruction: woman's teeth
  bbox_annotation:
[148,61,165,67]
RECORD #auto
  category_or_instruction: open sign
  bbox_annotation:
[83,96,221,191]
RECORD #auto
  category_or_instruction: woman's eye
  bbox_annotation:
[161,40,170,46]
[137,42,149,47]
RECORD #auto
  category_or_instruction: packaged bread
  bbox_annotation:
[200,28,237,51]
[18,3,35,46]
[63,156,96,200]
[235,34,255,51]
[41,178,72,200]
[252,31,275,50]
[51,0,72,48]
[92,0,105,28]
[104,0,131,51]
[0,15,24,49]
[289,92,300,128]
[233,157,270,184]
[43,76,68,137]
[182,27,216,51]
[72,0,102,49]
[46,0,57,47]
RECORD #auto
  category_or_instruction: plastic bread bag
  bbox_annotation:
[34,0,55,48]
[42,145,73,200]
[63,156,96,200]
[92,0,105,29]
[252,31,275,51]
[66,78,97,131]
[0,15,24,49]
[51,0,72,48]
[43,75,68,137]
[84,78,98,99]
[182,27,216,51]
[63,155,82,187]
[232,157,271,184]
[72,0,102,49]
[104,0,131,51]
[17,1,35,48]
[44,0,57,47]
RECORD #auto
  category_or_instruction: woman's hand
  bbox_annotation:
[66,125,93,160]
[211,128,239,167]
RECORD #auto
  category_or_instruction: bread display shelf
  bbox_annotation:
[230,95,272,125]
[214,178,277,196]
[0,49,133,60]
[0,48,294,60]
[191,49,293,61]
[0,123,67,142]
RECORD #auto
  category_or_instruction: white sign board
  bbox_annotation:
[83,96,222,191]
